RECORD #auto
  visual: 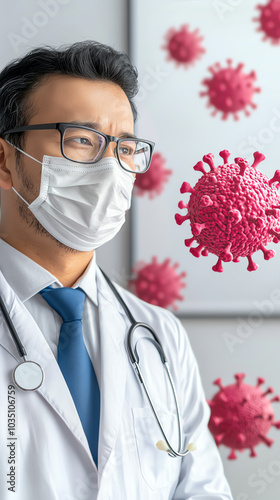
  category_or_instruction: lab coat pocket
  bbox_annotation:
[132,406,181,490]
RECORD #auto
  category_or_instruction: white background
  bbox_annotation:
[1,1,280,498]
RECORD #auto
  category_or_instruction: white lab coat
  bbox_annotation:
[0,266,233,499]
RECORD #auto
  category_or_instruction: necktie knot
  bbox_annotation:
[39,286,85,322]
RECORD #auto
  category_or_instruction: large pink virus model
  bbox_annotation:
[207,374,280,460]
[134,152,172,199]
[129,257,186,310]
[162,24,205,69]
[200,59,261,120]
[175,150,280,272]
[254,0,280,45]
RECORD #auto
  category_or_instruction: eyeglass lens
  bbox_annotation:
[63,127,106,163]
[62,127,151,172]
[118,139,150,173]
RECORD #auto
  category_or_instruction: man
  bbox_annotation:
[0,41,233,499]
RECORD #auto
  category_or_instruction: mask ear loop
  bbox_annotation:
[11,187,29,206]
[5,139,42,164]
[5,140,42,206]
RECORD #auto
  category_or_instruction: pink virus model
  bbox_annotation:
[200,59,261,120]
[134,152,172,199]
[207,373,280,460]
[175,150,280,273]
[129,257,186,310]
[162,24,205,69]
[254,0,280,45]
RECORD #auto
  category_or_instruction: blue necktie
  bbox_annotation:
[39,286,100,466]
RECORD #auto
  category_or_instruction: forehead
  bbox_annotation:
[27,74,134,131]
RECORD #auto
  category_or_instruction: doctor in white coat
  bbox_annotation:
[0,41,233,499]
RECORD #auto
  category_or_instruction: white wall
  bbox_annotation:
[1,1,280,499]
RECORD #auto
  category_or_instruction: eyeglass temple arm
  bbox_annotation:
[3,123,58,135]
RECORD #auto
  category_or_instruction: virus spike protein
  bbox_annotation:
[207,373,280,459]
[200,59,261,120]
[175,150,280,272]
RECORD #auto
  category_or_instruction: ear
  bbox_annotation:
[0,139,13,189]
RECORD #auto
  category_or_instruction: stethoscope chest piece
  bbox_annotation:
[13,361,44,391]
[0,294,44,391]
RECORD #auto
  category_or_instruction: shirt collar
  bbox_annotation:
[0,238,98,305]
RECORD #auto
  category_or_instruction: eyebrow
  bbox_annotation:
[69,121,137,139]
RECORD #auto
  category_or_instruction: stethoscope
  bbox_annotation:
[0,269,196,458]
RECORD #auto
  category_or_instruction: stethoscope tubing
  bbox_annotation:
[0,295,27,359]
[134,355,184,457]
[100,268,190,458]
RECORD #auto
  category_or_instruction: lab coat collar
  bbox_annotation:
[0,238,98,306]
[0,238,56,301]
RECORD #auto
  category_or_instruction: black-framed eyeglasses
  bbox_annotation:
[2,122,155,174]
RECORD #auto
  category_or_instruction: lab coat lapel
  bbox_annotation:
[0,268,131,477]
[96,267,130,478]
[0,271,95,467]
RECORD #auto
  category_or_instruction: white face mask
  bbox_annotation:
[8,143,135,251]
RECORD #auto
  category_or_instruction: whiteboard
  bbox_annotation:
[129,0,280,315]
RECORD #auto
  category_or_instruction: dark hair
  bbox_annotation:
[0,40,139,149]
